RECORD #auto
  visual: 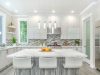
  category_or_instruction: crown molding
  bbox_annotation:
[80,1,97,15]
[0,5,13,16]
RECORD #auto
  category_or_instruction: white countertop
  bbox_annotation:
[0,46,82,51]
[0,46,46,51]
[7,49,86,58]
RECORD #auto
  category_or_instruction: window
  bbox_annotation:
[0,12,6,44]
[0,16,2,44]
[19,19,28,44]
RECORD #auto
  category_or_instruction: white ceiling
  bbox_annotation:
[0,0,96,15]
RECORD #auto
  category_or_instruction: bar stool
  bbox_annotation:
[63,57,83,75]
[13,56,33,75]
[39,57,57,75]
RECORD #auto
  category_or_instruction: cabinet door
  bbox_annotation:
[28,21,47,39]
[0,51,10,69]
[61,24,80,39]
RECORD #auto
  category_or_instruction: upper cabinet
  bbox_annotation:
[61,15,81,39]
[28,19,47,39]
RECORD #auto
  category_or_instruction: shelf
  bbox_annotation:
[8,26,16,29]
[7,32,15,34]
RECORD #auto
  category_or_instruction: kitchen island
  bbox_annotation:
[7,49,86,75]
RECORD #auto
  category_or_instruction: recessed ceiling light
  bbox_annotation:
[71,10,75,13]
[15,10,18,13]
[34,10,38,13]
[5,2,10,6]
[52,10,56,13]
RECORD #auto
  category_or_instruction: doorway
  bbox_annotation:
[82,14,95,68]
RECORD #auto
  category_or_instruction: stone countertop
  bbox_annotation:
[0,46,82,51]
[0,46,47,51]
[7,49,87,58]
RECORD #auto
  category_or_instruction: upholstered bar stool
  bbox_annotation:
[13,56,33,75]
[39,57,57,75]
[63,57,83,75]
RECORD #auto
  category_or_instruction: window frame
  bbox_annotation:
[0,11,6,44]
[18,18,28,44]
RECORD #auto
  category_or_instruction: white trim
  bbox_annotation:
[80,2,97,15]
[18,18,28,44]
[0,5,12,16]
[0,11,6,44]
[82,13,95,68]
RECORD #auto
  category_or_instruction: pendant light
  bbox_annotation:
[43,21,46,29]
[38,21,41,29]
[54,21,57,29]
[49,21,52,28]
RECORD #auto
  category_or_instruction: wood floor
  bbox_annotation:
[0,63,100,75]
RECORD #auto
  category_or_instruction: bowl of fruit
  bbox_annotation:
[41,47,52,52]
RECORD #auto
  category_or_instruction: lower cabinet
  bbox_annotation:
[0,48,18,71]
[0,50,8,70]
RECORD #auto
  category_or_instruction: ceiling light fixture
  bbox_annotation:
[5,2,10,6]
[43,21,46,29]
[34,10,38,13]
[71,10,75,13]
[52,10,56,13]
[54,21,57,29]
[38,21,41,29]
[15,10,18,13]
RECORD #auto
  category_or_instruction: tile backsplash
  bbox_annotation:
[6,34,81,46]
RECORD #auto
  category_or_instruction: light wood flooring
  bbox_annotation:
[0,63,100,75]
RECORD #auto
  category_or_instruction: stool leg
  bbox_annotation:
[76,68,79,75]
[29,69,31,75]
[64,69,66,75]
[14,69,16,75]
[67,69,71,75]
[54,69,56,75]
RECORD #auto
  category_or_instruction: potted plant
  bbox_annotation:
[75,39,80,46]
[11,37,16,46]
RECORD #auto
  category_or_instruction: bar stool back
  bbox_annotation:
[39,57,57,75]
[63,57,83,75]
[13,56,33,75]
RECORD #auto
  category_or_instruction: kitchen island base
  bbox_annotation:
[15,58,80,75]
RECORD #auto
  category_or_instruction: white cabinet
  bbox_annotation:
[0,48,17,70]
[61,15,81,39]
[28,21,47,39]
[61,25,80,39]
[0,51,8,70]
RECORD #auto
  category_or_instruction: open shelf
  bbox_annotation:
[7,32,15,34]
[8,26,16,29]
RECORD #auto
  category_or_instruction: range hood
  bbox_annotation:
[47,27,61,34]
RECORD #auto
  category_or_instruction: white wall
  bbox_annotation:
[0,5,16,40]
[80,1,100,68]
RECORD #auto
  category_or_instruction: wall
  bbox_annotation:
[80,1,100,68]
[0,5,81,46]
[11,14,81,46]
[0,5,16,42]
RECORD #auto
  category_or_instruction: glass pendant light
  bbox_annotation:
[43,21,46,29]
[38,21,41,29]
[54,21,57,29]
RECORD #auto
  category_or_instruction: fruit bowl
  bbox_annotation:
[41,48,52,52]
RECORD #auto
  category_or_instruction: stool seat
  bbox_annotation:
[13,56,33,75]
[63,57,83,68]
[39,57,57,68]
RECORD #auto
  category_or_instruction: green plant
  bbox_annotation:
[12,37,16,44]
[75,39,80,46]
